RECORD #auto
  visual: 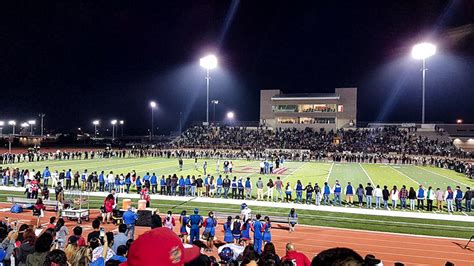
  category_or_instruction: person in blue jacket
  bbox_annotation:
[150,173,157,194]
[237,177,244,199]
[345,182,354,207]
[179,210,189,243]
[417,185,425,210]
[263,216,272,244]
[143,172,150,189]
[251,214,264,254]
[188,208,203,244]
[42,167,51,187]
[98,171,105,192]
[323,182,331,205]
[124,173,131,193]
[223,216,234,243]
[202,211,217,251]
[295,180,303,203]
[65,169,72,190]
[216,175,223,198]
[184,175,191,196]
[240,218,251,245]
[160,175,166,195]
[135,176,142,194]
[122,206,138,239]
[245,177,252,200]
[178,176,185,196]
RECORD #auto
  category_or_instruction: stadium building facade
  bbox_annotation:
[260,88,357,130]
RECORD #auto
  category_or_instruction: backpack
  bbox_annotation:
[10,204,23,213]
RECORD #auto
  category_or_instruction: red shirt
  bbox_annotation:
[104,198,115,212]
[281,250,311,266]
[77,236,86,247]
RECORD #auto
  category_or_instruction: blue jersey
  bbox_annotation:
[346,185,353,195]
[189,214,203,229]
[252,220,264,239]
[99,174,105,182]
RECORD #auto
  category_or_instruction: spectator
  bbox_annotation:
[125,227,200,265]
[33,198,45,228]
[281,243,310,266]
[311,247,364,266]
[103,194,115,224]
[390,185,399,209]
[70,226,86,247]
[408,187,417,211]
[112,224,129,253]
[17,229,36,266]
[426,186,435,211]
[70,246,91,265]
[288,208,298,232]
[55,218,69,249]
[462,187,472,212]
[109,245,128,263]
[445,186,454,213]
[356,184,364,207]
[435,188,444,211]
[44,249,68,266]
[88,219,101,244]
[202,211,217,251]
[151,210,163,229]
[382,186,389,209]
[26,232,53,265]
[365,183,373,208]
[163,211,176,231]
[91,232,115,263]
[417,185,425,210]
[259,242,280,266]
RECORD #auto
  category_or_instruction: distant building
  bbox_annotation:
[260,88,357,130]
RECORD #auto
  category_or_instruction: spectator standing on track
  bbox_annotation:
[202,211,217,251]
[365,183,374,208]
[274,177,283,202]
[251,214,264,254]
[462,187,472,212]
[281,243,311,266]
[33,198,46,228]
[445,186,454,212]
[436,188,444,211]
[399,185,408,209]
[188,208,203,244]
[417,185,425,210]
[323,182,331,205]
[102,194,115,224]
[356,184,365,207]
[455,186,463,212]
[426,186,436,211]
[345,182,354,207]
[256,177,264,200]
[223,216,234,243]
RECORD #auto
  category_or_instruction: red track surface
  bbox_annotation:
[1,204,473,265]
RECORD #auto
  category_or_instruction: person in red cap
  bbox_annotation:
[281,242,310,266]
[123,227,200,266]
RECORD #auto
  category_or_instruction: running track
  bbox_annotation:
[1,205,473,265]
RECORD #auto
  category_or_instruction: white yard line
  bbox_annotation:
[388,165,420,186]
[358,163,375,185]
[325,162,334,182]
[415,166,470,187]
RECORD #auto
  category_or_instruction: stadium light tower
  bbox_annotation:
[8,120,16,135]
[0,121,4,136]
[111,120,117,140]
[200,54,218,124]
[28,120,35,135]
[150,101,157,141]
[92,120,100,137]
[119,120,124,136]
[411,42,436,125]
[211,100,219,123]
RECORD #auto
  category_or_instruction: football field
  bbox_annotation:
[5,157,474,197]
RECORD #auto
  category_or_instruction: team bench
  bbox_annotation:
[7,197,59,210]
[213,211,289,224]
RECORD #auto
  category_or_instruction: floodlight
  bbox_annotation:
[150,101,157,108]
[93,120,100,125]
[200,54,218,70]
[411,43,436,60]
[119,120,124,125]
[0,121,4,126]
[8,120,16,125]
[111,120,117,125]
[226,111,235,120]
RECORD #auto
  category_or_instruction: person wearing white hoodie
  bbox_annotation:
[373,185,383,209]
[390,186,399,209]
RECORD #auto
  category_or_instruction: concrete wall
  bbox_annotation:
[335,87,357,128]
[260,89,281,127]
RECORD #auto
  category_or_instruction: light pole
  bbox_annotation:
[8,120,16,135]
[0,121,4,137]
[39,113,45,136]
[211,100,219,123]
[120,120,124,136]
[411,42,436,125]
[21,122,29,134]
[150,101,157,141]
[28,120,35,135]
[111,120,117,140]
[92,120,100,137]
[200,54,218,124]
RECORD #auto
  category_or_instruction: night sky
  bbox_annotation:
[1,1,473,135]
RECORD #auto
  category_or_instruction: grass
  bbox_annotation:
[2,157,474,238]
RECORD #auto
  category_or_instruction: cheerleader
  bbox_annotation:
[223,216,234,243]
[179,210,189,243]
[163,210,176,230]
[231,215,241,244]
[240,218,251,246]
[288,208,298,232]
[140,186,151,207]
[202,211,217,251]
[263,216,272,244]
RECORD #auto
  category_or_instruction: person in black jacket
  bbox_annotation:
[382,185,390,209]
[304,182,314,205]
[463,187,472,212]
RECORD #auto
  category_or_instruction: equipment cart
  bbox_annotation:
[62,189,90,224]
